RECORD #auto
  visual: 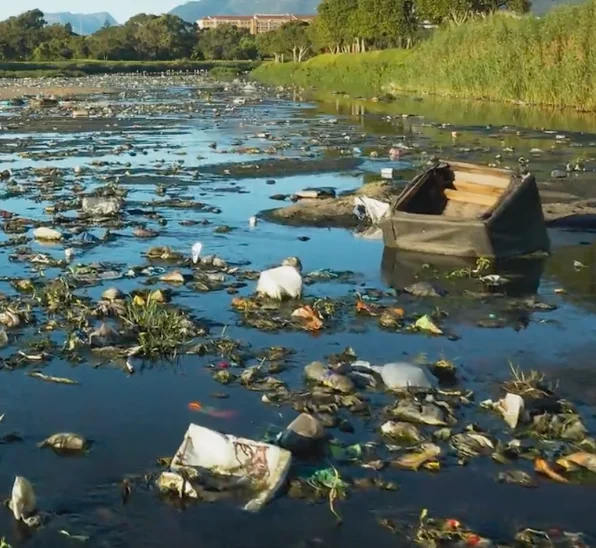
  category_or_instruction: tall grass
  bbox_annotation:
[253,0,596,110]
[254,50,409,96]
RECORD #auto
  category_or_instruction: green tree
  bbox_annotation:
[0,9,47,59]
[317,0,360,53]
[257,29,285,61]
[197,25,257,60]
[87,26,134,60]
[258,21,313,62]
[358,0,418,49]
[415,0,531,24]
[124,14,195,60]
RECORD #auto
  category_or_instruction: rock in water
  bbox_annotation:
[280,413,325,453]
[33,227,62,241]
[392,399,449,426]
[38,433,88,452]
[551,169,568,179]
[159,270,185,284]
[403,282,446,298]
[380,421,424,443]
[304,362,355,393]
[81,197,122,216]
[10,476,36,521]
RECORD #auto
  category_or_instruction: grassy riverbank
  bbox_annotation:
[253,0,596,110]
[0,60,260,79]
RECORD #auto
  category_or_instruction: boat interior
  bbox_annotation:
[399,161,513,219]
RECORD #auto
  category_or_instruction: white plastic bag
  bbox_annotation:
[257,265,303,300]
[352,360,437,390]
[191,242,203,264]
[170,424,292,512]
[10,476,36,521]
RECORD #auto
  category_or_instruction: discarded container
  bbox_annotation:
[167,423,292,512]
[381,168,397,180]
[352,360,437,390]
[280,413,326,454]
[256,258,303,300]
[380,161,550,258]
[81,197,122,216]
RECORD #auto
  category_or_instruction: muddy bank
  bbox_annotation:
[0,86,115,100]
[260,180,396,228]
[262,182,596,230]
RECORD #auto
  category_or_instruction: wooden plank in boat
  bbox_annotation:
[453,180,504,196]
[444,189,498,207]
[453,171,510,189]
[447,160,511,177]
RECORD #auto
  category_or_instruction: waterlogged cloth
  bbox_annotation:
[171,423,292,512]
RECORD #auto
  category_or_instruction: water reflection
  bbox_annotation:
[381,248,545,297]
[313,92,596,135]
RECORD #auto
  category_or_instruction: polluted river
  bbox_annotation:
[0,73,596,547]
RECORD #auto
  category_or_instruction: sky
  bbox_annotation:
[0,0,185,24]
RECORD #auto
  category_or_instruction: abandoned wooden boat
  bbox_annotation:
[380,161,551,258]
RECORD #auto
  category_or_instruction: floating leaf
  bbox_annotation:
[28,372,79,385]
[557,452,596,474]
[393,443,441,471]
[355,300,376,315]
[534,458,569,484]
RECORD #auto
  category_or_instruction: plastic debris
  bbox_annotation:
[191,242,203,264]
[415,315,443,335]
[353,196,390,224]
[164,423,292,512]
[352,360,437,390]
[81,197,122,216]
[256,258,303,300]
[498,393,525,429]
[9,476,36,522]
[33,227,62,241]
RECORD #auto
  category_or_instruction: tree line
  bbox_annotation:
[0,2,532,64]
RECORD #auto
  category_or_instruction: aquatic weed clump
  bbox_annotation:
[121,298,197,359]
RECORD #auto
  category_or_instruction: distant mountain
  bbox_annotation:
[169,0,320,22]
[43,12,118,35]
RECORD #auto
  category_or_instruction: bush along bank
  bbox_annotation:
[253,0,596,111]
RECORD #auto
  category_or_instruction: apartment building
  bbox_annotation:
[197,14,316,35]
